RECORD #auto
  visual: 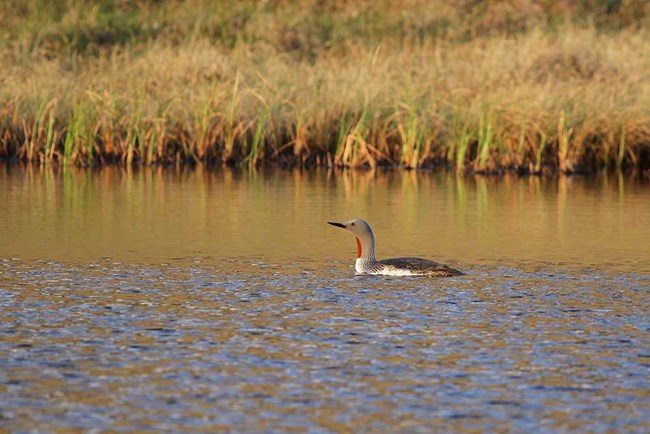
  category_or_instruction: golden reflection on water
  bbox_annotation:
[1,164,649,272]
[2,165,649,432]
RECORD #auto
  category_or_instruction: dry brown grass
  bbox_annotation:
[1,0,649,173]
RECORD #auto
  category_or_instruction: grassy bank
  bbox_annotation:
[1,0,649,174]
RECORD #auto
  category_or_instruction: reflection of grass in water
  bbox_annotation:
[475,177,489,223]
[2,1,650,173]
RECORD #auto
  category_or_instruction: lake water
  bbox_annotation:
[1,165,649,432]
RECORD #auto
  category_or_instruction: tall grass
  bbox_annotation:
[1,0,649,174]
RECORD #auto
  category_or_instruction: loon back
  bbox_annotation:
[377,257,463,277]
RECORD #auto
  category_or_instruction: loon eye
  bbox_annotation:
[350,222,355,226]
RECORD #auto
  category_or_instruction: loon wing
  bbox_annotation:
[378,257,463,277]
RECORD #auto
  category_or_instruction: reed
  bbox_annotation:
[397,103,426,169]
[245,106,268,168]
[557,111,575,173]
[475,109,494,173]
[534,132,548,175]
[1,0,649,174]
[617,126,627,172]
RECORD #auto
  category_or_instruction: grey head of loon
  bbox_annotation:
[327,218,377,260]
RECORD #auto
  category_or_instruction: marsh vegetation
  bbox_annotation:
[1,0,649,173]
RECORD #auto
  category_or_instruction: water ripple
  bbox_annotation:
[1,259,648,432]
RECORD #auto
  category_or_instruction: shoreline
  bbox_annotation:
[2,158,649,180]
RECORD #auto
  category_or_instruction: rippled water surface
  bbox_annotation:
[1,166,649,432]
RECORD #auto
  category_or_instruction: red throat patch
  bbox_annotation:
[356,237,362,258]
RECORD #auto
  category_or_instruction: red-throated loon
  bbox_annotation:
[328,219,463,277]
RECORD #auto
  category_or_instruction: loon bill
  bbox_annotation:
[328,218,463,277]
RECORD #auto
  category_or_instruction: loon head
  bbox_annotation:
[327,218,372,236]
[327,218,376,259]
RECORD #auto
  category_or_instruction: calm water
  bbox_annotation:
[1,165,649,432]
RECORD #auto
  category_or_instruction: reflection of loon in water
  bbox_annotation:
[328,218,463,277]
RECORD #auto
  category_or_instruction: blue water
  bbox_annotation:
[2,257,648,432]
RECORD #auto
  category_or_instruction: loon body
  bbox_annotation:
[328,219,463,277]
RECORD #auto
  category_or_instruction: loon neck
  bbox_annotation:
[356,232,376,261]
